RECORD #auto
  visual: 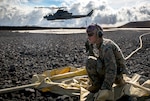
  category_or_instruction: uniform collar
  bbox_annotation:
[96,38,103,49]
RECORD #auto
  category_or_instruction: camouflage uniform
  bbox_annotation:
[86,38,127,93]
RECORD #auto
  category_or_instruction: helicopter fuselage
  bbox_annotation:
[44,9,93,20]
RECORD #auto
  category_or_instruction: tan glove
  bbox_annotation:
[94,89,114,101]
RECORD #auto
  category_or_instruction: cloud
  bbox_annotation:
[0,0,150,27]
[0,0,28,5]
[117,4,150,23]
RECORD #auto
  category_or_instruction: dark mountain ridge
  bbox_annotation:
[0,20,149,30]
[118,20,150,28]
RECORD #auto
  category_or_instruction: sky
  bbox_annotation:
[0,0,150,27]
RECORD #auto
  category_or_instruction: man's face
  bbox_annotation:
[87,31,97,44]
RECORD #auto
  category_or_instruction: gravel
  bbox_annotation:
[0,30,149,101]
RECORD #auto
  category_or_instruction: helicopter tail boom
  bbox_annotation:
[71,10,93,18]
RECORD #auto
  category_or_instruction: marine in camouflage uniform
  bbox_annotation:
[85,24,127,101]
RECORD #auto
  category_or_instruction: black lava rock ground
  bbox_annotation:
[0,30,149,101]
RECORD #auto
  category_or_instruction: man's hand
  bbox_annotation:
[94,90,114,101]
[85,40,90,53]
[85,40,94,56]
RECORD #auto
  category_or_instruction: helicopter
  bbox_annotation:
[36,7,93,20]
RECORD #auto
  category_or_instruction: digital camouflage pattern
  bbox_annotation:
[86,38,127,92]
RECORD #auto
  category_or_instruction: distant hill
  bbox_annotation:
[118,20,150,28]
[0,26,86,30]
[0,20,149,30]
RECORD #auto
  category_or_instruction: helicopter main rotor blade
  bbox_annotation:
[34,7,67,9]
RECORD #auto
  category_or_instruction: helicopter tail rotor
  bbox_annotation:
[87,10,94,16]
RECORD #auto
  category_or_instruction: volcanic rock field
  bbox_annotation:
[0,29,149,101]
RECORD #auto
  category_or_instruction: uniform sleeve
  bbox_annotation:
[112,42,128,74]
[86,58,100,86]
[101,46,117,90]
